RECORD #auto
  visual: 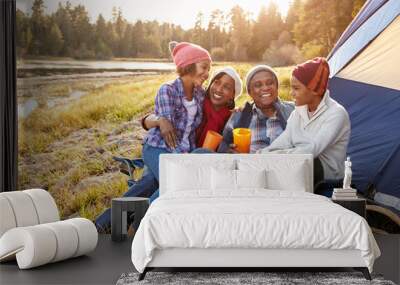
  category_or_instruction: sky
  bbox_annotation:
[17,0,293,29]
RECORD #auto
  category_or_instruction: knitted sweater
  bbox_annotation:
[260,90,351,179]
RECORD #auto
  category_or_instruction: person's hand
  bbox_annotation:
[159,117,177,149]
[227,143,239,153]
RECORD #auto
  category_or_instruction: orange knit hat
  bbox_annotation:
[292,57,330,95]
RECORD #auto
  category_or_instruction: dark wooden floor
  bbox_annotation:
[1,234,398,285]
[0,234,134,285]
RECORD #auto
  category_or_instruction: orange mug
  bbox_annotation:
[233,128,251,153]
[202,130,223,151]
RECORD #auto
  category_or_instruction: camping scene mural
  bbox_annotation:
[16,0,399,233]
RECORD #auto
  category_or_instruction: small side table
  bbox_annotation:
[332,197,366,218]
[111,197,149,242]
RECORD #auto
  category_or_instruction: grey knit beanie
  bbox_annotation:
[245,65,278,94]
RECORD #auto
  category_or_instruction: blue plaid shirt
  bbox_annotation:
[249,106,284,153]
[143,78,205,153]
[218,100,294,153]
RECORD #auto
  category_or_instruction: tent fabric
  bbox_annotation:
[329,0,388,57]
[328,0,400,77]
[336,16,400,90]
[328,0,400,210]
[328,77,400,210]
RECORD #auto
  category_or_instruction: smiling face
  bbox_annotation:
[290,75,317,106]
[208,73,235,110]
[192,60,211,87]
[248,71,278,109]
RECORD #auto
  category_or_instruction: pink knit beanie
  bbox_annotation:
[169,41,212,68]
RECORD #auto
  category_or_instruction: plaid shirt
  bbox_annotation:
[221,102,289,153]
[143,78,205,153]
[250,106,284,153]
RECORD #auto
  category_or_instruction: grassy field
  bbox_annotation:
[19,74,175,155]
[18,63,294,221]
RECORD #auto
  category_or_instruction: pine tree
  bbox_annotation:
[46,21,64,56]
[114,8,127,56]
[229,5,252,61]
[29,0,47,55]
[16,9,32,57]
[192,12,205,47]
[54,2,73,56]
[285,0,302,37]
[247,2,284,61]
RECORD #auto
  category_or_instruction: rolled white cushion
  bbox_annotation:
[64,218,98,257]
[0,196,17,237]
[0,226,57,269]
[0,191,39,227]
[0,218,98,269]
[23,189,59,223]
[42,221,79,262]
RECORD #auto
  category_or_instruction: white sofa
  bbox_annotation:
[132,153,380,281]
[0,189,98,269]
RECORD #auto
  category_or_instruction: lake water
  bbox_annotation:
[18,59,175,71]
[18,90,87,119]
[18,98,38,119]
[17,60,175,118]
[17,59,175,119]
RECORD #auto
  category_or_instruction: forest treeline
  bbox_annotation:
[16,0,366,65]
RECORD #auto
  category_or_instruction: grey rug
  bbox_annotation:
[117,271,395,285]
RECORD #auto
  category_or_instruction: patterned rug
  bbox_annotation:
[116,271,395,285]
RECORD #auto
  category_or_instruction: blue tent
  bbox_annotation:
[328,0,400,212]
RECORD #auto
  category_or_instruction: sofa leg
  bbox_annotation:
[354,267,371,280]
[138,268,148,281]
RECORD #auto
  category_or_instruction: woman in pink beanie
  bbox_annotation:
[141,41,212,202]
[94,62,244,230]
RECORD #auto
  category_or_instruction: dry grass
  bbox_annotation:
[18,63,294,221]
[68,175,127,221]
[18,74,175,155]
